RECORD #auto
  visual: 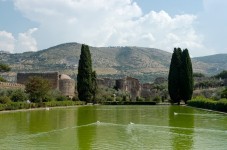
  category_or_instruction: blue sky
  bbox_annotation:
[0,0,226,57]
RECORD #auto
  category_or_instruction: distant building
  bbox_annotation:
[116,76,141,101]
[97,78,116,88]
[17,72,75,98]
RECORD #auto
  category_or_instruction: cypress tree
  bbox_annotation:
[77,44,93,103]
[180,49,193,103]
[91,71,98,103]
[168,48,182,104]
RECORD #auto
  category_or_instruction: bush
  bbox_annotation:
[115,97,122,101]
[0,96,11,104]
[188,96,227,112]
[136,96,145,102]
[0,76,7,82]
[221,88,227,98]
[122,95,127,101]
[153,96,161,103]
[56,95,68,101]
[106,96,114,101]
[72,96,80,101]
[11,90,28,102]
[43,101,85,107]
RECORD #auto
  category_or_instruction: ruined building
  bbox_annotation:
[115,76,141,101]
[17,72,75,98]
[96,78,116,88]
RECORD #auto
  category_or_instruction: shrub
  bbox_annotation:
[11,90,28,102]
[0,96,11,104]
[115,97,122,101]
[221,88,227,99]
[188,96,227,112]
[145,97,152,102]
[56,95,68,101]
[122,95,127,101]
[106,96,114,101]
[72,96,80,101]
[136,96,145,102]
[153,96,161,103]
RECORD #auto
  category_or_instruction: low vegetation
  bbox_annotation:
[188,96,227,113]
[0,86,85,111]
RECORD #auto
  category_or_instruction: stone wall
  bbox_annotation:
[0,82,25,90]
[17,72,59,89]
[116,76,141,101]
[59,79,75,98]
[97,78,115,88]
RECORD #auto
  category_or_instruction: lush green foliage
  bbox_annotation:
[194,78,222,89]
[168,48,193,104]
[25,76,51,103]
[0,63,10,72]
[77,44,93,102]
[181,49,194,103]
[91,71,98,103]
[0,88,85,111]
[193,73,205,78]
[168,48,182,104]
[188,96,227,112]
[0,63,10,82]
[221,88,227,98]
[0,101,85,111]
[11,89,28,102]
[0,96,11,104]
[0,76,7,82]
[214,70,227,79]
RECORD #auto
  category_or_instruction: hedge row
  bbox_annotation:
[0,101,85,111]
[188,96,227,112]
[102,101,156,105]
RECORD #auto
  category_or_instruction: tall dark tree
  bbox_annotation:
[180,49,193,103]
[168,48,194,104]
[91,71,98,103]
[77,44,93,102]
[168,48,182,104]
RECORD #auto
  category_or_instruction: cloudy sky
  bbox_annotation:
[0,0,226,57]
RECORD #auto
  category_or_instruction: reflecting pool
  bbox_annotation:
[0,105,226,149]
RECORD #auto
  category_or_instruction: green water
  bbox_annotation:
[0,106,227,150]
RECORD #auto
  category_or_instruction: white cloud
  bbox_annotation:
[15,28,38,53]
[0,31,15,53]
[0,28,38,53]
[12,0,211,56]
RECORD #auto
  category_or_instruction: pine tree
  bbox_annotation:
[180,49,193,103]
[77,44,93,102]
[168,48,182,104]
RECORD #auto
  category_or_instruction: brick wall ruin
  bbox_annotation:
[17,72,75,98]
[17,72,59,89]
[116,77,141,101]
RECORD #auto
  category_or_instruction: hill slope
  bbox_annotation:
[0,42,227,83]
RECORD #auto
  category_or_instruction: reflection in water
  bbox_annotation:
[77,106,97,149]
[169,106,194,150]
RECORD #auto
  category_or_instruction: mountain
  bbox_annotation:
[0,42,227,83]
[193,54,227,75]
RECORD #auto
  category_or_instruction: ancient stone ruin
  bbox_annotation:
[115,76,141,101]
[17,72,75,98]
[0,82,25,90]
